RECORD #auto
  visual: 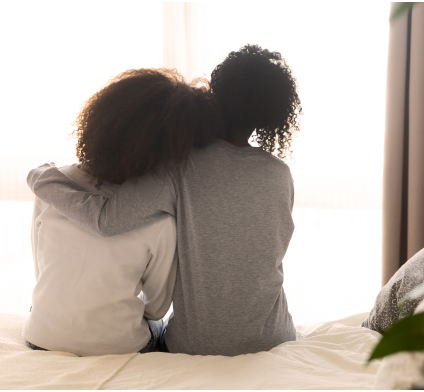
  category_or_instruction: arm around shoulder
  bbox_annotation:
[27,166,177,237]
[27,166,109,235]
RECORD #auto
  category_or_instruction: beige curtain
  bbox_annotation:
[382,2,424,286]
[162,2,208,82]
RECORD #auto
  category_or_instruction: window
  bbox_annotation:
[0,1,162,315]
[1,2,390,325]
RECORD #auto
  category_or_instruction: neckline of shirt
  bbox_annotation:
[215,138,263,153]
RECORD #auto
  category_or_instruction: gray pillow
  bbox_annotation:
[361,248,424,334]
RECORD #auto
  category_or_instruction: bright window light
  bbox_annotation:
[0,0,162,315]
[1,2,391,325]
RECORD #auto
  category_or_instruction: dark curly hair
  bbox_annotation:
[210,44,302,160]
[72,68,223,186]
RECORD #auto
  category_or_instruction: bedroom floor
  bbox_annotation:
[0,201,381,325]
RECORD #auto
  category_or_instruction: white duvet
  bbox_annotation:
[0,312,383,390]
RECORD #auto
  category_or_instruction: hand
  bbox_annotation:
[38,162,56,168]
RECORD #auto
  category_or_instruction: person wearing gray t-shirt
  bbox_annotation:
[27,44,303,356]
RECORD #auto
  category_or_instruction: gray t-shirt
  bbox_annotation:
[28,139,296,356]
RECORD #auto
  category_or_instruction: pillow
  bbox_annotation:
[361,248,424,334]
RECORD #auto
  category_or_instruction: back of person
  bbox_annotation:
[165,139,296,355]
[23,164,177,356]
[23,67,222,356]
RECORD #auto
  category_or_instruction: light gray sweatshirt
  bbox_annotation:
[27,139,296,356]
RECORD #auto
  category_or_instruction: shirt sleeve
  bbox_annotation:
[27,166,177,237]
[140,217,178,320]
[290,170,295,213]
[31,197,44,281]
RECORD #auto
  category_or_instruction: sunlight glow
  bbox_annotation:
[1,2,391,325]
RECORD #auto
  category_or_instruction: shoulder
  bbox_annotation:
[59,164,118,198]
[264,152,291,169]
[33,196,49,215]
[58,164,93,192]
[258,151,293,179]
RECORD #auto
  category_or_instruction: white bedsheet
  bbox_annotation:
[0,312,382,389]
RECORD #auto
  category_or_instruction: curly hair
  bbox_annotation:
[71,68,223,187]
[210,44,302,160]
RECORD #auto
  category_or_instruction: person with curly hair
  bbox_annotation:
[23,68,222,356]
[211,44,301,156]
[27,44,303,356]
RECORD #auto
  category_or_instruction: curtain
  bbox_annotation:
[163,2,208,82]
[382,2,424,286]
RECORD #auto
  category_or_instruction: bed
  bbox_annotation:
[5,255,424,390]
[0,311,392,390]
